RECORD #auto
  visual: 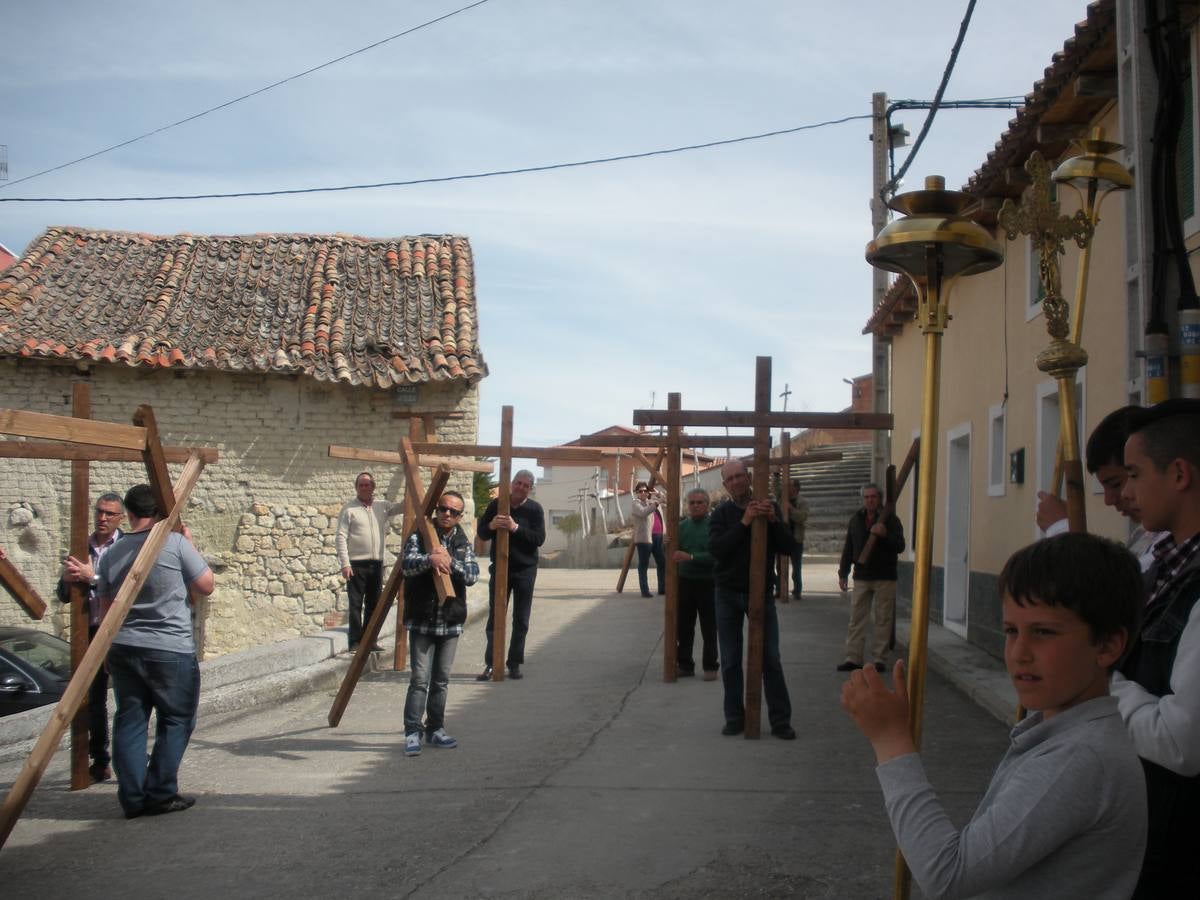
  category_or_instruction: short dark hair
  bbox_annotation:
[1084,406,1141,473]
[123,484,158,519]
[355,471,375,486]
[95,491,124,507]
[998,533,1141,644]
[634,481,649,492]
[1127,399,1200,473]
[441,490,465,506]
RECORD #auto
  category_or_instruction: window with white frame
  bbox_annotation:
[1035,375,1086,535]
[988,402,1006,497]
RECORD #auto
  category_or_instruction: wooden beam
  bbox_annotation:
[663,394,681,682]
[328,445,493,473]
[491,408,514,681]
[0,409,147,450]
[0,442,218,464]
[632,448,666,485]
[766,449,843,467]
[409,442,605,463]
[0,454,206,850]
[615,446,666,594]
[632,410,894,431]
[574,434,758,449]
[68,384,91,791]
[744,357,771,740]
[0,555,46,620]
[390,410,465,420]
[399,440,453,602]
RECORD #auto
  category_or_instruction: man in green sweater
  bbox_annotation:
[672,488,719,679]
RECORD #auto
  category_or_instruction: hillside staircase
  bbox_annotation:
[786,441,874,554]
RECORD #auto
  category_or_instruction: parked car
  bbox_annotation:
[0,626,72,717]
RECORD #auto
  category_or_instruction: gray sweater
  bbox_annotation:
[875,696,1145,899]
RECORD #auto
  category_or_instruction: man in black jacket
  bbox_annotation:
[708,459,796,739]
[476,470,546,680]
[837,483,905,674]
[401,490,478,757]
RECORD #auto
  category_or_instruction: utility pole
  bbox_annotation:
[870,92,894,487]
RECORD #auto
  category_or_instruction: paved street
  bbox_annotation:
[0,566,1007,898]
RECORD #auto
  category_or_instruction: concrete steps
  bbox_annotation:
[786,442,873,554]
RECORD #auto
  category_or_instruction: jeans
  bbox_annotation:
[88,624,110,767]
[404,631,459,736]
[347,559,383,646]
[107,643,200,816]
[484,566,537,667]
[677,576,718,673]
[636,536,665,596]
[714,586,792,730]
[790,542,804,597]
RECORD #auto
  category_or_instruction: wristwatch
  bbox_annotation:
[90,573,100,586]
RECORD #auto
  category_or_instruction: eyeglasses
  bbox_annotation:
[94,509,122,518]
[435,505,464,517]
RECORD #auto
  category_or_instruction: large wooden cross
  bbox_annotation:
[634,357,893,739]
[408,405,605,682]
[325,419,494,725]
[0,403,215,850]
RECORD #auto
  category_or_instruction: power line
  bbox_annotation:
[880,0,979,202]
[0,0,496,192]
[0,114,874,203]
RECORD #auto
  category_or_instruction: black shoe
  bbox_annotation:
[873,661,886,673]
[89,762,111,783]
[772,724,797,740]
[641,591,653,598]
[507,665,523,680]
[721,721,744,736]
[143,794,195,816]
[677,668,696,678]
[123,806,144,820]
[476,666,493,682]
[836,660,863,672]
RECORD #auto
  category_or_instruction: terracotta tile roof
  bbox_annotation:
[865,0,1115,337]
[0,226,488,388]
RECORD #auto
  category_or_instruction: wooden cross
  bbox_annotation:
[325,422,492,725]
[0,405,214,849]
[408,406,605,682]
[634,356,894,739]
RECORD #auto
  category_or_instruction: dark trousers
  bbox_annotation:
[790,542,804,596]
[108,643,200,817]
[347,559,383,646]
[87,624,110,766]
[636,536,665,596]
[676,576,718,674]
[484,566,537,667]
[714,586,792,730]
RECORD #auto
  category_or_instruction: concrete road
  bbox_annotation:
[0,568,1007,898]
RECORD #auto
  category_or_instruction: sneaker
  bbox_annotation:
[143,794,196,816]
[426,728,458,749]
[476,666,493,682]
[836,660,863,672]
[404,733,422,757]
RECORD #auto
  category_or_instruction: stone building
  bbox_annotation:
[0,227,487,658]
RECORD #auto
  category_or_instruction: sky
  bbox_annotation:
[0,0,1092,471]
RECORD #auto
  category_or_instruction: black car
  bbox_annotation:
[0,626,72,717]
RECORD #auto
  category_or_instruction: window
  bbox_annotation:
[987,403,1006,497]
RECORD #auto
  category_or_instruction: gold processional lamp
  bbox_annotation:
[866,175,1003,900]
[1044,130,1134,518]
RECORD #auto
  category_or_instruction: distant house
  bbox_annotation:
[0,226,487,657]
[0,241,16,272]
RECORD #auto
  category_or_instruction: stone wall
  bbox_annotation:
[0,358,479,658]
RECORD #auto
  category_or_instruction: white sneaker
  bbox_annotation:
[404,733,421,757]
[426,728,458,749]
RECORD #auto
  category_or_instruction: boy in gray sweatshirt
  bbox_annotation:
[841,533,1147,899]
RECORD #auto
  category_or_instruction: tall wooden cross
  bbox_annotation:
[409,405,605,682]
[633,356,893,739]
[0,403,215,849]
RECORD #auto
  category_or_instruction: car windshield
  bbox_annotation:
[0,632,72,680]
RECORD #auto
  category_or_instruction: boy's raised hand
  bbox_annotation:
[840,660,917,764]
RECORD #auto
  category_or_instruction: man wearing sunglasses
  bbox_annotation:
[58,491,125,782]
[400,491,479,757]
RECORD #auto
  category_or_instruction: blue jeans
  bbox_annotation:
[107,643,200,816]
[484,567,536,667]
[790,542,804,596]
[636,536,665,596]
[714,586,792,730]
[404,631,459,736]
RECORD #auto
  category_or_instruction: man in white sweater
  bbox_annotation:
[335,472,403,650]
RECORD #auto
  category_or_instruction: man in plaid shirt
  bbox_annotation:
[400,490,478,758]
[1113,399,1200,897]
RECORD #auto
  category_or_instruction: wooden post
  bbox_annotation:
[663,394,681,682]
[0,556,46,620]
[857,437,919,565]
[745,357,772,739]
[491,407,514,681]
[0,455,206,851]
[68,383,91,791]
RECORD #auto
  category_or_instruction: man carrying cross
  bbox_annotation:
[837,482,905,674]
